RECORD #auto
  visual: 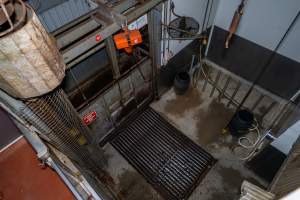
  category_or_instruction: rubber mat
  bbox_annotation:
[110,107,215,200]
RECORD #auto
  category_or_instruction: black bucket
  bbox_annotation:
[228,109,254,136]
[174,71,190,95]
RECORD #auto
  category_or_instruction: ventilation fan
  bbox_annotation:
[167,2,199,38]
[168,16,199,38]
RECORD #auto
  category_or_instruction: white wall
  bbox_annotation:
[271,120,300,155]
[213,0,300,62]
[162,0,220,64]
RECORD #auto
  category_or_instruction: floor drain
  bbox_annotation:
[110,107,215,200]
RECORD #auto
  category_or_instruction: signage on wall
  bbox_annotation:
[82,111,97,125]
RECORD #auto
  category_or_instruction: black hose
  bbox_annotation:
[237,10,300,111]
[170,1,182,18]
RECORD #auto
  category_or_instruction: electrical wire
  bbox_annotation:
[238,119,260,149]
[170,1,181,18]
[234,118,265,160]
[232,10,300,161]
[237,10,300,110]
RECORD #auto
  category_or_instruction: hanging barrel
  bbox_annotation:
[0,2,65,99]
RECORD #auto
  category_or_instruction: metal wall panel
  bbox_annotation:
[270,131,300,198]
[29,0,96,32]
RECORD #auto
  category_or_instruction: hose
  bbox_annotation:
[236,119,268,161]
[237,119,260,149]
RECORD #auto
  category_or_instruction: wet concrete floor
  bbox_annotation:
[101,85,268,200]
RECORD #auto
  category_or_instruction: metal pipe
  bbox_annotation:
[189,54,196,73]
[251,94,264,111]
[210,70,221,97]
[218,76,231,101]
[0,90,52,137]
[268,90,300,131]
[47,157,84,200]
[227,81,241,107]
[162,1,168,64]
[261,101,277,119]
[202,66,210,92]
[3,105,85,200]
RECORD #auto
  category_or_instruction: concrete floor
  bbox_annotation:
[101,84,268,200]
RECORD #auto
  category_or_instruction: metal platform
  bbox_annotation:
[110,107,215,200]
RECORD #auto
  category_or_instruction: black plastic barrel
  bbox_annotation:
[228,109,254,136]
[174,71,190,95]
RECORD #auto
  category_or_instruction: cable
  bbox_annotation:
[237,10,300,110]
[170,1,181,18]
[233,10,300,160]
[238,119,260,149]
[234,118,264,160]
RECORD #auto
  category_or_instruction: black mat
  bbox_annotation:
[247,145,286,183]
[110,107,215,200]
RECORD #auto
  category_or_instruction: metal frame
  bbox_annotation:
[53,0,164,68]
[148,5,162,99]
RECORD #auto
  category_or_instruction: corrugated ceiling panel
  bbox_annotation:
[29,0,96,32]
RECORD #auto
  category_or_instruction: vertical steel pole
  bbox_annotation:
[218,76,231,101]
[148,6,162,99]
[105,36,121,78]
[210,70,221,97]
[227,81,241,107]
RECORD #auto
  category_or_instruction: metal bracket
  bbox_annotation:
[91,0,127,28]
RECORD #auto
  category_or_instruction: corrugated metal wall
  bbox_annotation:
[28,0,97,32]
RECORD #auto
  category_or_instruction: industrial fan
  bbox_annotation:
[167,2,200,39]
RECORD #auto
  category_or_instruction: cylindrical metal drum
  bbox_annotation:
[0,3,65,99]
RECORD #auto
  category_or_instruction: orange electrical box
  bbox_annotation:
[113,29,142,53]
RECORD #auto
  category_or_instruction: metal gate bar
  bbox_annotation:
[110,107,215,200]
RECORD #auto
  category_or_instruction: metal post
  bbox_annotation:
[251,94,264,111]
[210,70,221,97]
[105,36,120,78]
[218,76,231,101]
[148,7,162,99]
[202,67,210,92]
[261,101,277,120]
[48,157,85,200]
[227,81,241,107]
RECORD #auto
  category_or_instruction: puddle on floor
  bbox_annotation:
[164,88,203,117]
[194,99,235,146]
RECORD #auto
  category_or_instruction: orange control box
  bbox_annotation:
[113,29,142,53]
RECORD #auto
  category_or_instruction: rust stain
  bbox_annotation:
[164,88,203,117]
[194,99,235,146]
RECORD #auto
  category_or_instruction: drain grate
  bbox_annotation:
[110,107,215,200]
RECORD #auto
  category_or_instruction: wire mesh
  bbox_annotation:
[20,89,99,172]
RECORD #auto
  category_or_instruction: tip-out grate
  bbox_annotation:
[110,107,215,200]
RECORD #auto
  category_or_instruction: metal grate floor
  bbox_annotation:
[110,107,215,200]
